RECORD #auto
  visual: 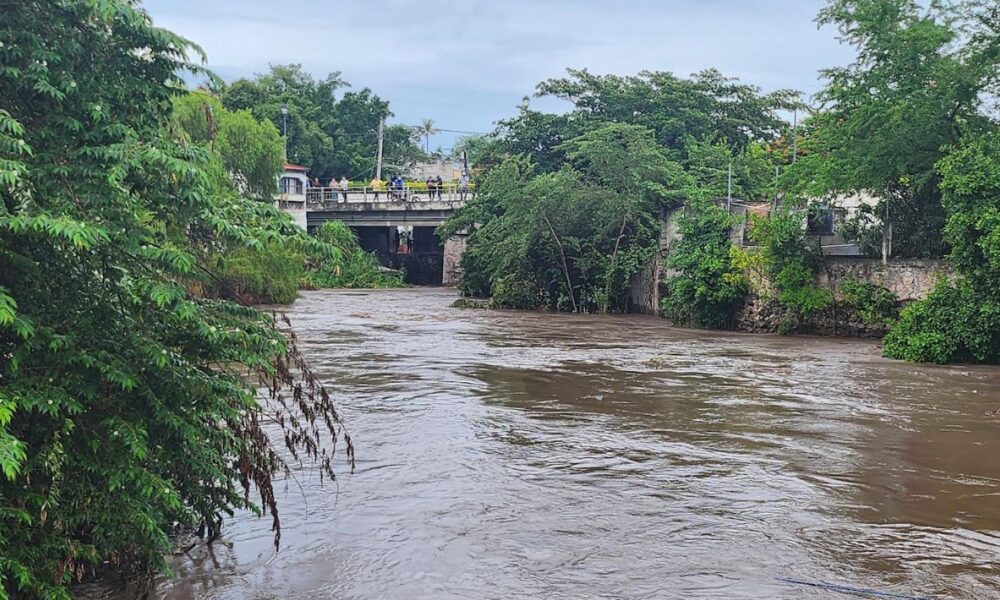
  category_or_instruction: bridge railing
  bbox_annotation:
[305,185,475,204]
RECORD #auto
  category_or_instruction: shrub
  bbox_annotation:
[491,274,545,309]
[209,244,304,305]
[750,208,832,332]
[883,280,1000,363]
[305,221,405,289]
[662,200,746,328]
[840,279,899,327]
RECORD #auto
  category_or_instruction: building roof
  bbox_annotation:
[284,163,308,172]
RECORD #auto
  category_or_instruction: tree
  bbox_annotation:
[444,124,693,313]
[684,137,777,201]
[884,129,1000,363]
[451,134,497,170]
[172,93,284,201]
[0,3,351,597]
[784,0,1000,258]
[532,69,797,159]
[417,118,438,154]
[220,65,422,180]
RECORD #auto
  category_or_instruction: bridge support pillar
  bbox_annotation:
[442,234,468,287]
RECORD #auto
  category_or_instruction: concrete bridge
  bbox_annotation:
[305,198,464,229]
[278,185,469,286]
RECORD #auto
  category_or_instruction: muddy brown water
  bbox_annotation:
[105,289,1000,599]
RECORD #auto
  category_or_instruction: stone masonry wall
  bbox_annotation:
[817,258,952,302]
[442,235,468,287]
[639,252,952,337]
[735,258,953,338]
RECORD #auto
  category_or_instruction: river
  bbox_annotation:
[141,289,1000,598]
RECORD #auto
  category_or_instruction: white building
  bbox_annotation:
[410,158,465,182]
[276,163,308,229]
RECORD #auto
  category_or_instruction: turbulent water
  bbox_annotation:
[130,289,1000,598]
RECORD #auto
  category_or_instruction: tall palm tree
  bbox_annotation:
[418,118,438,153]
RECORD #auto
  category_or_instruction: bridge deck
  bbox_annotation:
[305,199,466,229]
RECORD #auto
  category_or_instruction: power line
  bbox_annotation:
[401,125,490,136]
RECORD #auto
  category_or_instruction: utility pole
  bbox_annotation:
[882,194,892,266]
[375,116,385,180]
[792,107,798,164]
[773,165,780,208]
[280,102,289,160]
[727,160,733,212]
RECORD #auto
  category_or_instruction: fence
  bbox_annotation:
[305,185,475,204]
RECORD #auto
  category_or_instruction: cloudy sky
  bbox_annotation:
[143,0,854,150]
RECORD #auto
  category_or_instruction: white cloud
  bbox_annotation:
[144,0,854,146]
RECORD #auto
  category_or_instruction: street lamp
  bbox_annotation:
[280,102,289,158]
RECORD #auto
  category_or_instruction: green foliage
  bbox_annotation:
[211,244,304,304]
[521,69,797,168]
[451,134,498,169]
[884,129,1000,363]
[750,209,832,331]
[883,281,999,364]
[0,3,352,597]
[172,93,284,201]
[662,200,746,328]
[220,65,422,179]
[938,130,1000,282]
[683,138,777,201]
[840,278,899,327]
[783,0,1000,258]
[447,124,692,313]
[305,221,405,289]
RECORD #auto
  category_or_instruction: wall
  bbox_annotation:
[817,258,952,302]
[442,235,468,287]
[735,258,952,338]
[642,223,951,336]
[278,205,307,230]
[627,262,659,315]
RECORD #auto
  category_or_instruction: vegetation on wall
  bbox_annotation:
[749,209,832,334]
[0,3,353,597]
[661,199,746,329]
[839,279,899,328]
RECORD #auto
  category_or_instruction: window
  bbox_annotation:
[280,177,303,195]
[807,204,835,236]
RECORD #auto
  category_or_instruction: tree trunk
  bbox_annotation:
[543,214,578,313]
[602,211,629,314]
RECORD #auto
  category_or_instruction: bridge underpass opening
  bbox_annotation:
[352,225,444,286]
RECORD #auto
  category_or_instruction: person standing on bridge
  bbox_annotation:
[459,172,469,202]
[339,176,349,203]
[425,176,435,201]
[370,176,383,201]
[393,175,404,201]
[435,175,444,200]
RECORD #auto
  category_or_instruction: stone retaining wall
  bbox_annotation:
[442,235,468,287]
[818,258,952,302]
[638,255,953,337]
[734,258,953,338]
